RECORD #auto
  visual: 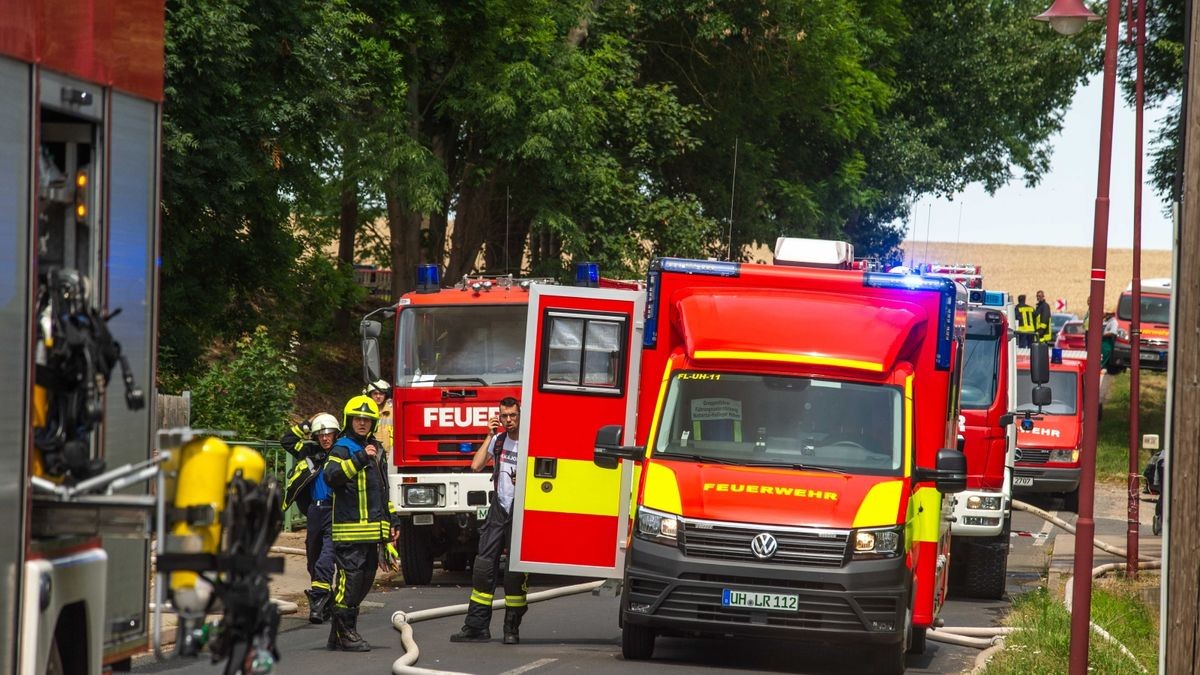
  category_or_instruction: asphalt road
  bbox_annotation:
[134,494,1083,675]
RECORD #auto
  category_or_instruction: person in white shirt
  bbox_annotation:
[450,397,529,645]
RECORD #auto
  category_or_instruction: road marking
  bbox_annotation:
[1033,513,1054,547]
[501,659,558,675]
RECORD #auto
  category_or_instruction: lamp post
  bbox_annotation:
[1125,0,1146,581]
[1034,0,1118,673]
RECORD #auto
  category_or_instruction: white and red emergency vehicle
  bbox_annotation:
[1013,355,1086,512]
[362,265,636,584]
[1109,278,1172,373]
[2,1,163,670]
[509,239,969,673]
[917,263,983,289]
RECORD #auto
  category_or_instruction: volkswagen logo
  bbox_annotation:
[750,532,778,560]
[1014,449,1023,462]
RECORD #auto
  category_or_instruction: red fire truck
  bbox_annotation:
[947,291,1018,599]
[1013,355,1086,512]
[1109,278,1172,373]
[508,239,968,673]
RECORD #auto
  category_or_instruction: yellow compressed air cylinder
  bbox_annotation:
[225,444,266,484]
[170,437,231,596]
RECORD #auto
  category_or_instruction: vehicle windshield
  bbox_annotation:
[1117,293,1171,325]
[1016,369,1078,415]
[1061,322,1084,336]
[960,335,1000,410]
[396,305,526,386]
[652,372,903,475]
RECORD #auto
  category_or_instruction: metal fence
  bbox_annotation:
[226,439,304,532]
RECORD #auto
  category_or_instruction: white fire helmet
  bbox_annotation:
[309,413,341,437]
[364,379,391,397]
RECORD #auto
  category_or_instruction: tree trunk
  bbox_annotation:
[334,180,358,330]
[389,55,425,300]
[566,0,604,48]
[445,166,499,280]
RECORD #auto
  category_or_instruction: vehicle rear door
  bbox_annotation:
[510,285,644,577]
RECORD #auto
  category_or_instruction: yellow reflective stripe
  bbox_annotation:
[852,480,904,528]
[642,462,682,515]
[504,596,527,608]
[910,486,944,543]
[334,569,347,606]
[523,458,621,517]
[733,420,742,442]
[470,591,493,605]
[313,581,331,591]
[646,359,675,454]
[358,470,368,522]
[692,420,702,441]
[330,455,359,479]
[904,374,913,476]
[692,350,884,372]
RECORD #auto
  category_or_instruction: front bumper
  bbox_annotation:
[950,490,1009,537]
[389,471,494,515]
[620,536,910,646]
[1013,466,1080,493]
[1110,345,1169,371]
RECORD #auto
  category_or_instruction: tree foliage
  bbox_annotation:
[161,0,1101,381]
[190,326,297,438]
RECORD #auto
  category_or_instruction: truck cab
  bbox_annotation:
[1013,355,1086,512]
[1109,279,1172,373]
[510,241,968,674]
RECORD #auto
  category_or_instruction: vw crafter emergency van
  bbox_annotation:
[508,239,968,674]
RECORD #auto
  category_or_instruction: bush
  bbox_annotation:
[191,326,297,440]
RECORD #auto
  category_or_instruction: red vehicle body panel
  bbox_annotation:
[1015,357,1085,473]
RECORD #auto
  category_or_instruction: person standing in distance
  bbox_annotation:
[364,379,394,457]
[1034,290,1053,344]
[450,397,529,645]
[281,413,341,625]
[323,395,400,652]
[1014,294,1036,349]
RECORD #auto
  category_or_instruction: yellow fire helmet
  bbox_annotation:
[342,395,380,433]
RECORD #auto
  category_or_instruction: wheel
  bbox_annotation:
[907,625,927,655]
[1152,514,1162,536]
[1106,364,1125,375]
[960,537,1009,600]
[621,622,656,660]
[400,522,434,585]
[1061,488,1080,514]
[870,640,906,674]
[443,550,471,572]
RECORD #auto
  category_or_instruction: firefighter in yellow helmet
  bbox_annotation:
[322,395,400,651]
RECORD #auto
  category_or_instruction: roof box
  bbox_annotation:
[773,237,854,269]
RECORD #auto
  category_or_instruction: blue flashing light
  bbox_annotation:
[575,261,600,288]
[1020,418,1034,431]
[983,291,1007,307]
[863,272,958,369]
[659,258,740,277]
[459,442,474,453]
[644,267,661,348]
[416,264,441,293]
[1051,347,1063,364]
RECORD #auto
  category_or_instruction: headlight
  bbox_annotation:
[1116,328,1129,340]
[852,526,903,560]
[403,484,439,507]
[1049,449,1079,463]
[966,495,1003,510]
[635,507,678,546]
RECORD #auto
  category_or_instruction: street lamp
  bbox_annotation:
[1035,0,1120,673]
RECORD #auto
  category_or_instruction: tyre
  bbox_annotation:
[907,625,927,655]
[960,536,1009,600]
[870,640,906,674]
[443,550,471,572]
[1106,364,1125,375]
[400,522,434,585]
[621,622,656,660]
[1061,488,1080,514]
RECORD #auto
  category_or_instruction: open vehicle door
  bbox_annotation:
[510,285,644,577]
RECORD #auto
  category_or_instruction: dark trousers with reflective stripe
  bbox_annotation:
[333,542,378,613]
[464,504,529,631]
[306,502,335,598]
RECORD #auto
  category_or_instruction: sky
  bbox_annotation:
[907,75,1176,251]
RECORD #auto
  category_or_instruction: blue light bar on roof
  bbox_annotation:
[863,272,958,369]
[659,258,740,277]
[575,262,600,287]
[416,264,440,293]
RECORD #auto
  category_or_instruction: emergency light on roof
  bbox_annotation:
[967,289,1009,307]
[863,271,958,369]
[416,264,440,293]
[772,237,854,269]
[575,262,600,288]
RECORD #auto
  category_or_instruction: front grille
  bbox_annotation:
[679,573,843,592]
[1016,449,1050,464]
[649,583,895,632]
[680,519,848,567]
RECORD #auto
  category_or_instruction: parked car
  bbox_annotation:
[1056,319,1086,350]
[1051,312,1078,338]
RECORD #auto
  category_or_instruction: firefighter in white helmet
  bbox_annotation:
[364,379,394,456]
[281,412,341,624]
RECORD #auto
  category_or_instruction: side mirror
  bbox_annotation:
[1029,343,1050,385]
[998,413,1014,429]
[593,424,645,469]
[1031,385,1052,407]
[361,319,383,384]
[916,449,967,494]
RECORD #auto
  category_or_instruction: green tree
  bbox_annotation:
[190,326,297,439]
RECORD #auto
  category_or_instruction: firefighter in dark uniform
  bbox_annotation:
[1015,294,1036,348]
[323,395,400,652]
[1034,290,1053,343]
[450,396,529,645]
[281,412,341,624]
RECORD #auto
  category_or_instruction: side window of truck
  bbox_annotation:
[540,311,627,395]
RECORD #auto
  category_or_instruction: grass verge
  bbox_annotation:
[981,580,1159,674]
[1095,370,1167,483]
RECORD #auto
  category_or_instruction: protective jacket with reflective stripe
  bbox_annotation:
[323,433,397,543]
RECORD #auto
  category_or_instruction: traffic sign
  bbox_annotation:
[1055,298,1067,311]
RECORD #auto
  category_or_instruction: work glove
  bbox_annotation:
[379,542,401,572]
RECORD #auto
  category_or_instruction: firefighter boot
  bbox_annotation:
[334,609,370,652]
[326,615,340,650]
[502,609,524,645]
[309,591,329,625]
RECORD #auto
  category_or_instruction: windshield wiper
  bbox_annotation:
[742,461,849,475]
[433,377,488,385]
[656,452,740,465]
[491,379,523,384]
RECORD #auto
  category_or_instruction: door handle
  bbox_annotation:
[534,457,557,479]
